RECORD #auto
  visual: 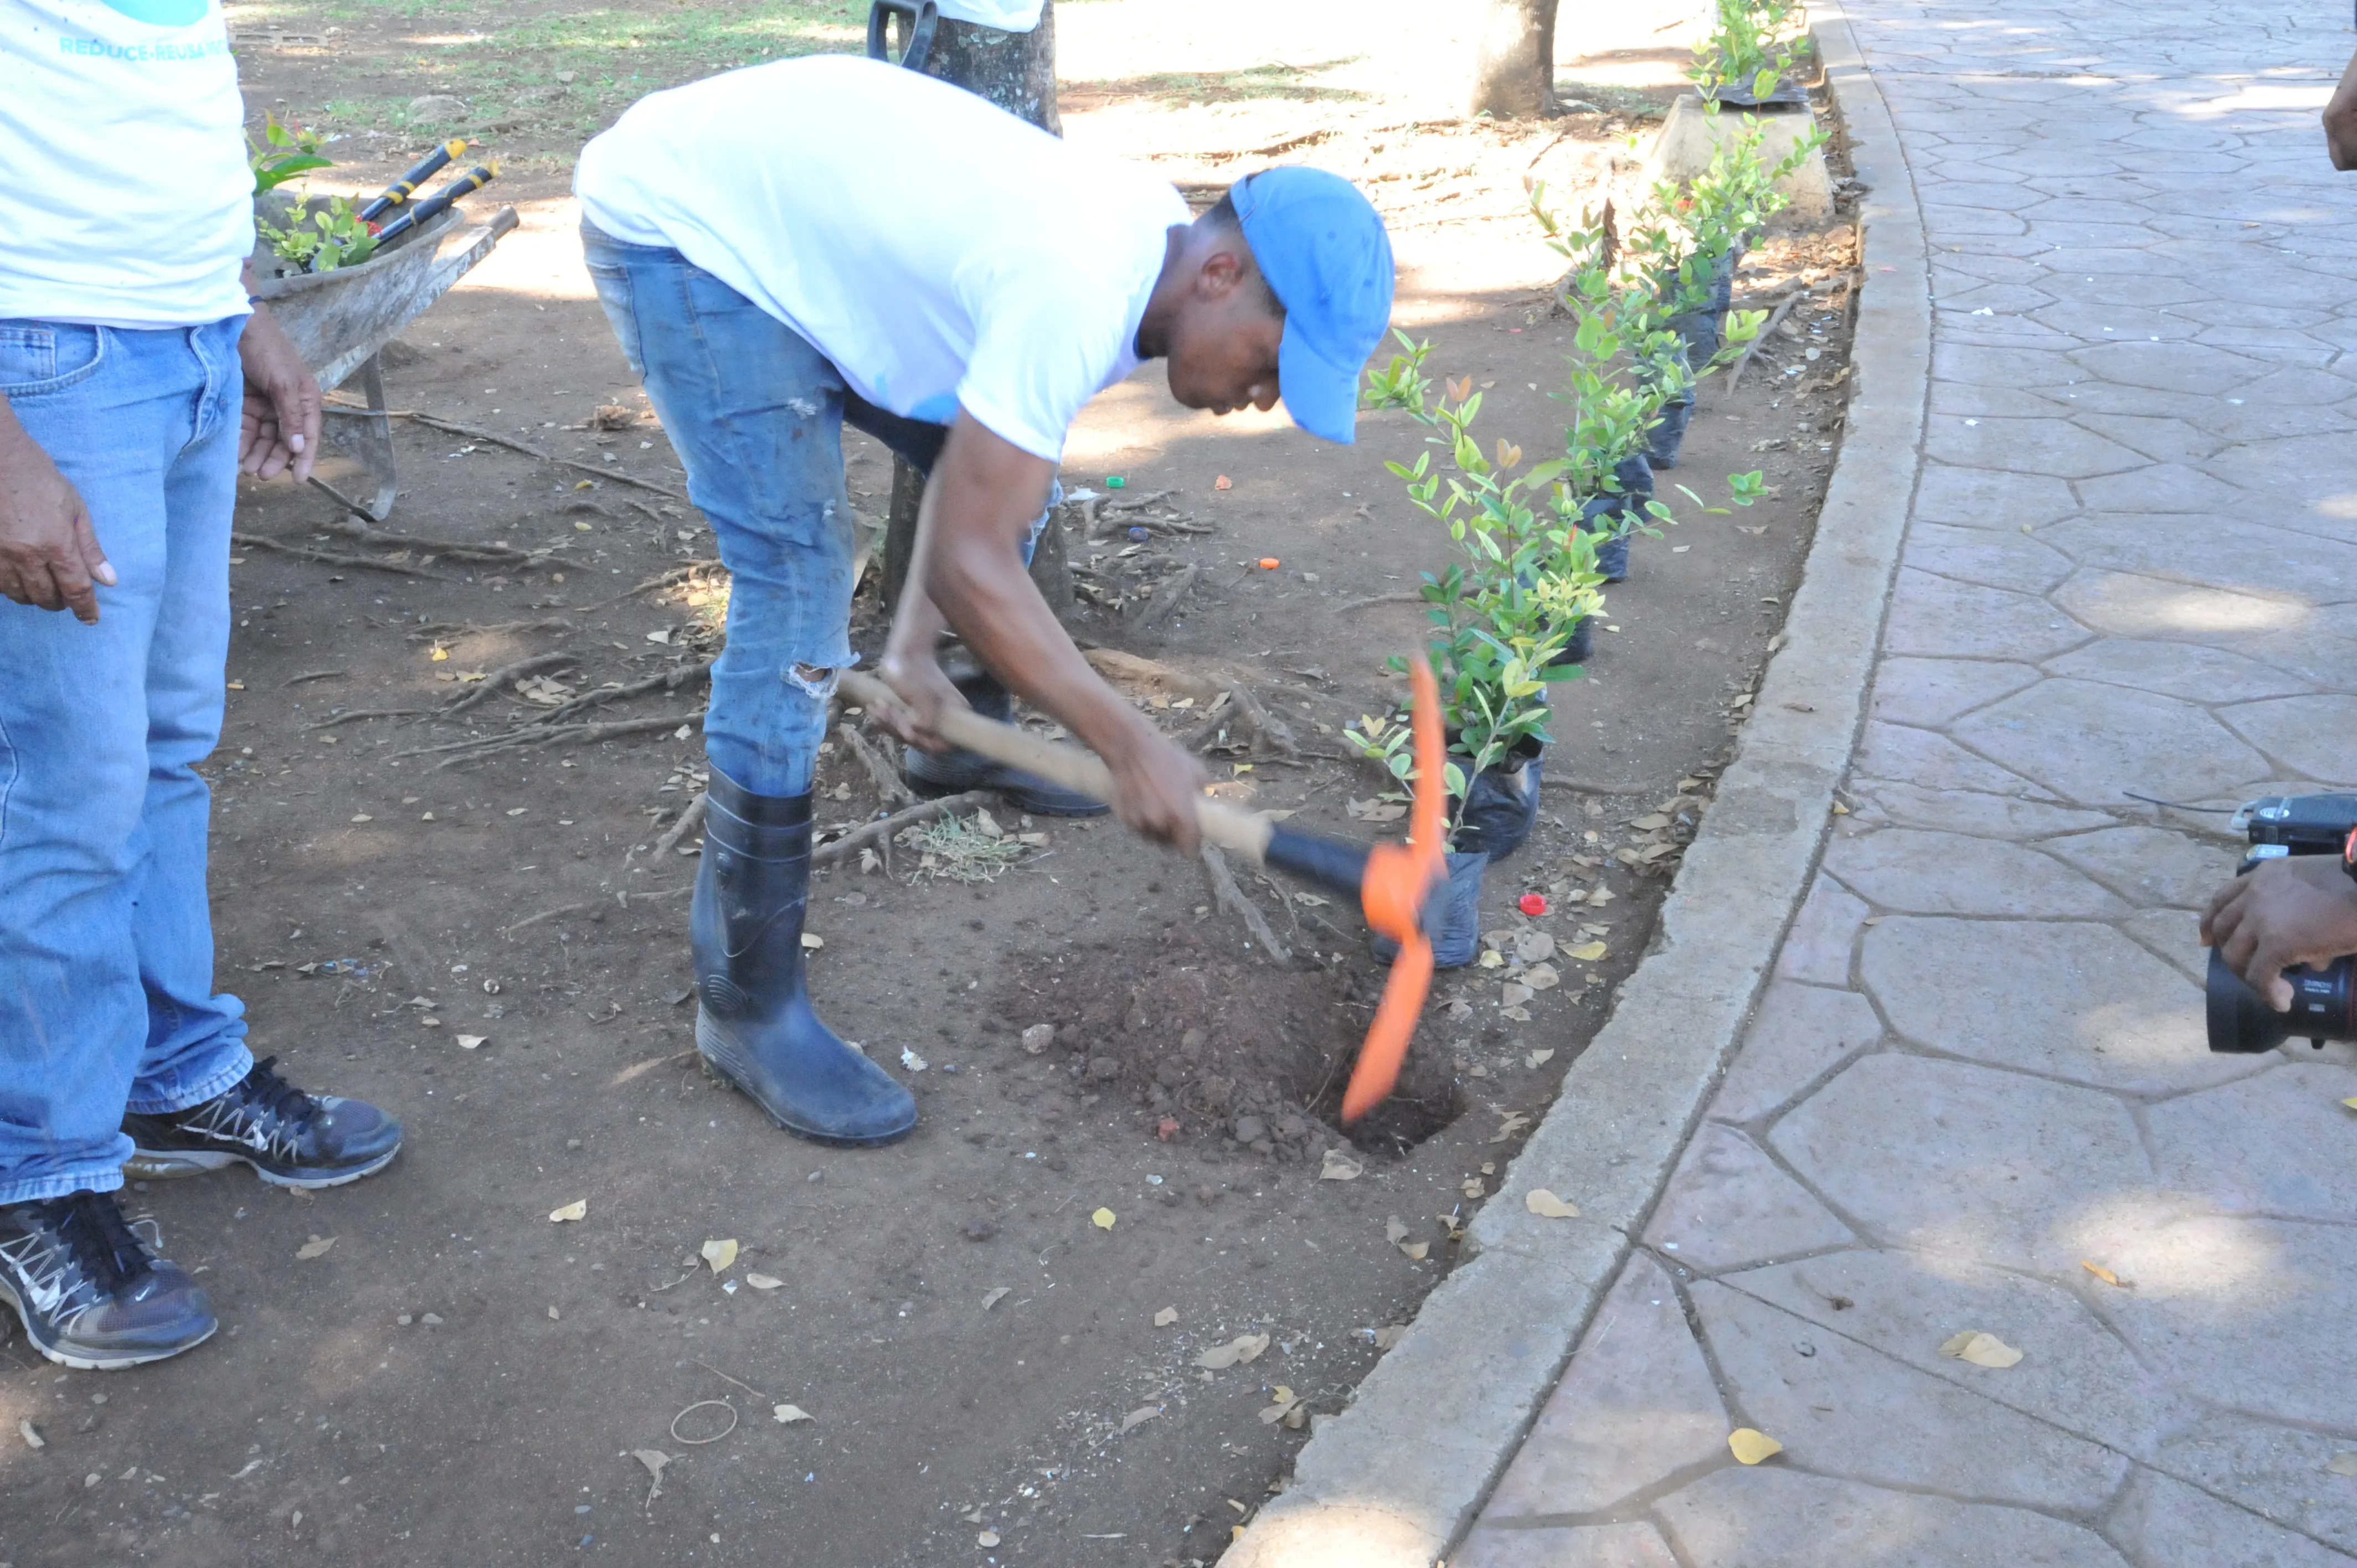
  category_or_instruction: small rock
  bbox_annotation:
[1249,1137,1275,1156]
[961,1217,998,1242]
[420,1312,444,1325]
[554,69,577,84]
[1196,1185,1221,1206]
[397,1314,413,1326]
[1233,1115,1268,1144]
[565,1138,582,1150]
[405,94,466,121]
[1275,1113,1308,1141]
[1021,1023,1056,1055]
[1087,1057,1121,1082]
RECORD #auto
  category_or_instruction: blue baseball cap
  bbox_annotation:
[1232,168,1395,445]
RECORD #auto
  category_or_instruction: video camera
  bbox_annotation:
[2207,793,2357,1053]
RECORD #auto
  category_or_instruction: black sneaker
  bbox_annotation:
[0,1190,217,1370]
[122,1056,403,1189]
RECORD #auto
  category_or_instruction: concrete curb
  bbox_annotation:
[1220,9,1928,1565]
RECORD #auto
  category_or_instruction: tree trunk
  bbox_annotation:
[881,2,1064,611]
[1468,0,1559,120]
[924,3,1062,135]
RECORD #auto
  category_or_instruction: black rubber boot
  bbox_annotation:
[692,770,916,1146]
[901,670,1111,818]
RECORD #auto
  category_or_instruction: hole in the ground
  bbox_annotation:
[989,932,1464,1159]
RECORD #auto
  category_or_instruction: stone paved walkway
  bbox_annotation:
[1454,3,2357,1564]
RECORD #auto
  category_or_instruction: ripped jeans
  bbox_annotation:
[581,222,1052,797]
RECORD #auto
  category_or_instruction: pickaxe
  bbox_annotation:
[837,663,1448,1123]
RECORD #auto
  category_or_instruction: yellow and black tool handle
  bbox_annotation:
[372,162,497,246]
[358,139,467,225]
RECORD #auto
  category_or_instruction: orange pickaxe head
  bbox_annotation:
[1343,658,1448,1122]
[1255,659,1449,1122]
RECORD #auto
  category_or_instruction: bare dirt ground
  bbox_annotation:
[0,3,1862,1564]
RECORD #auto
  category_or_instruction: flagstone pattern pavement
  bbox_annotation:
[1457,3,2357,1564]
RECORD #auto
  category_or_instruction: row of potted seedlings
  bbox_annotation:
[1351,82,1824,966]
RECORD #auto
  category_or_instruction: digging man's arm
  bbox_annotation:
[876,411,1206,853]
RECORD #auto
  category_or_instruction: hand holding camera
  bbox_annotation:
[2203,794,2357,1052]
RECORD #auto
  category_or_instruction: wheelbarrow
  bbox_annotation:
[249,193,519,520]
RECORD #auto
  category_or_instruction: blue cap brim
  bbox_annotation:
[1279,319,1358,445]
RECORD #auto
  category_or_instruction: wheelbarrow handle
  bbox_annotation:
[866,0,939,74]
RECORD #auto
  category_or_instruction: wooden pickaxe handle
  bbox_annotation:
[837,669,1282,859]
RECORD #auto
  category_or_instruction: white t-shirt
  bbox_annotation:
[576,56,1186,462]
[936,1,1044,28]
[0,0,253,326]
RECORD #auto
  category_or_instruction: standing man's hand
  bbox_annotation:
[0,395,113,623]
[2202,855,2357,1010]
[237,302,321,481]
[2326,46,2357,169]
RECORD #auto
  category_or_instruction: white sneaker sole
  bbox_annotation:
[123,1143,401,1190]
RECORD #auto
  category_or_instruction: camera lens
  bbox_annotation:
[2206,947,2357,1053]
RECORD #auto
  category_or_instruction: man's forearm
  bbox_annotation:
[900,466,1144,758]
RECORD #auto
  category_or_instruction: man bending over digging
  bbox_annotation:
[575,54,1393,1147]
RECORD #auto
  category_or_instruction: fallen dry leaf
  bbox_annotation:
[1526,1189,1580,1219]
[1373,1324,1408,1350]
[1564,940,1608,962]
[1195,1333,1272,1370]
[1513,931,1555,964]
[1293,891,1330,907]
[2329,1453,2357,1477]
[634,1447,668,1510]
[295,1235,337,1260]
[899,1046,928,1072]
[456,1034,487,1050]
[981,1287,1011,1310]
[1478,950,1506,969]
[1092,1207,1117,1230]
[771,1404,814,1424]
[1382,1217,1430,1261]
[745,1273,783,1291]
[1319,1148,1365,1182]
[1500,982,1534,1007]
[1938,1329,2024,1369]
[1154,1307,1179,1327]
[2081,1260,2129,1288]
[1489,1112,1532,1143]
[1728,1428,1784,1465]
[701,1238,738,1274]
[1524,963,1561,992]
[1119,1405,1161,1434]
[800,932,824,950]
[1257,1386,1300,1425]
[549,1199,587,1223]
[1526,1048,1556,1069]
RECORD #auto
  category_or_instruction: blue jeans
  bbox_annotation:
[0,318,253,1205]
[580,223,1053,796]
